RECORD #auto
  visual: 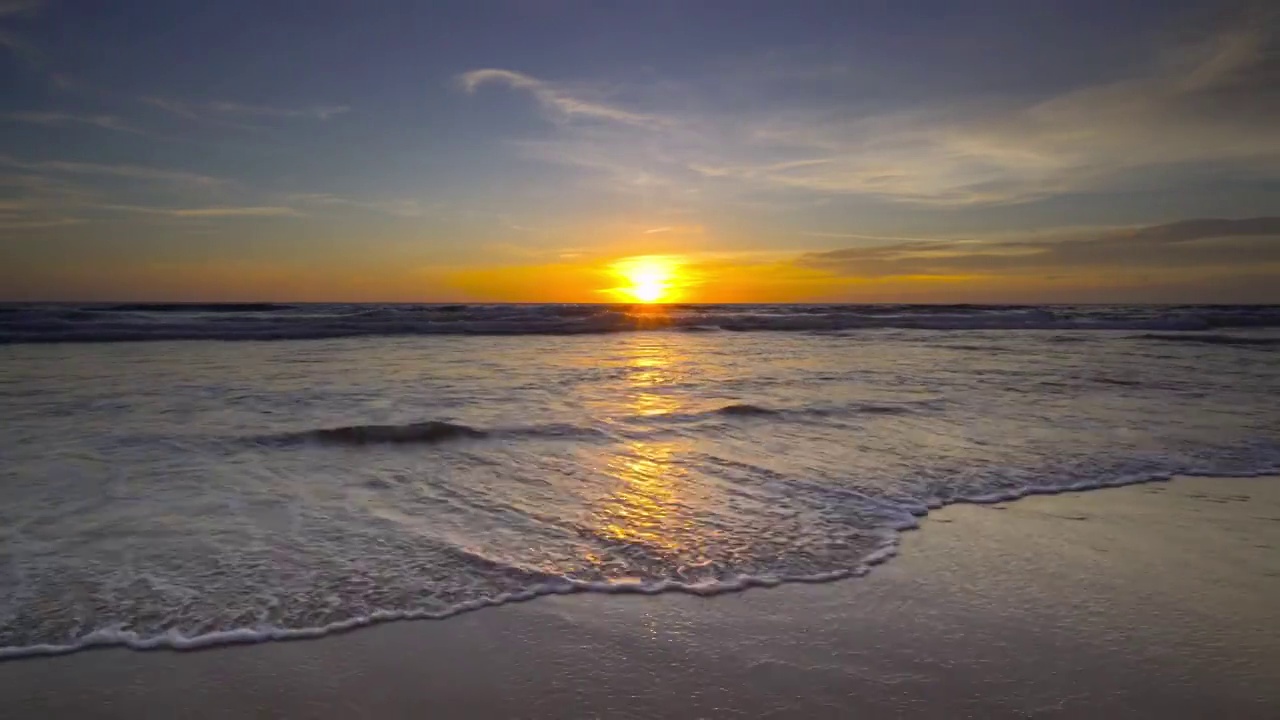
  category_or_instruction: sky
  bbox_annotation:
[1,0,1277,303]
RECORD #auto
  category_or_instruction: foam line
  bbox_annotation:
[1,466,1274,663]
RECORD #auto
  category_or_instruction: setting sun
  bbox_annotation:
[611,256,682,303]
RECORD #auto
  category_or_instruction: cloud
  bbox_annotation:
[0,216,81,230]
[141,97,204,120]
[642,224,705,236]
[739,13,1278,205]
[145,97,350,127]
[102,204,301,218]
[0,155,224,185]
[0,182,88,232]
[799,217,1280,278]
[0,111,142,134]
[204,101,350,120]
[287,193,425,217]
[461,9,1279,208]
[801,231,935,242]
[459,68,664,127]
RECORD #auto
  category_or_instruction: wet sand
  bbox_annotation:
[2,475,1277,719]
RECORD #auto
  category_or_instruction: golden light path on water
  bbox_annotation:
[587,335,721,580]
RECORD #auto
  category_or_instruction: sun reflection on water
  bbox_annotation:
[597,439,687,552]
[585,336,716,575]
[623,337,683,416]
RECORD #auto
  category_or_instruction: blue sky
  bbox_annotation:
[1,0,1277,301]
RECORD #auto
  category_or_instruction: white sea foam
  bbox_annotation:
[2,466,1276,661]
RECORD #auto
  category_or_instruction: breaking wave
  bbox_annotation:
[2,302,1278,343]
[3,465,1277,662]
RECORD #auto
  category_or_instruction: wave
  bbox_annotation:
[1094,377,1144,387]
[303,420,487,445]
[263,419,609,447]
[714,403,781,416]
[1132,333,1280,347]
[659,401,931,423]
[851,403,920,414]
[3,465,1275,662]
[255,403,926,450]
[3,303,1279,343]
[0,570,830,661]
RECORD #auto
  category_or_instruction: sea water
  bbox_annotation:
[1,303,1278,657]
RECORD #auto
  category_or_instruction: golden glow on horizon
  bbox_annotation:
[69,249,1125,304]
[610,255,682,303]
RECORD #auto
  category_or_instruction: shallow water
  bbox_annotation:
[2,312,1278,657]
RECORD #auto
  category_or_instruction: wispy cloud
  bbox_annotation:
[0,176,88,232]
[480,241,598,261]
[102,204,301,218]
[287,193,425,217]
[141,97,204,121]
[462,9,1279,209]
[459,69,664,127]
[1,111,142,134]
[0,155,224,185]
[800,217,1280,278]
[204,101,350,120]
[0,216,82,230]
[801,231,937,243]
[642,224,705,236]
[145,97,350,126]
[715,10,1280,206]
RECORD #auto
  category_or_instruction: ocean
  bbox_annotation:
[1,303,1278,659]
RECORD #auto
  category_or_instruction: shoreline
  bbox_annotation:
[2,475,1277,718]
[3,470,1275,662]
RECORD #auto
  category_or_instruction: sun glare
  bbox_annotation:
[613,256,680,304]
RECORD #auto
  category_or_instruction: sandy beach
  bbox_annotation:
[1,475,1276,719]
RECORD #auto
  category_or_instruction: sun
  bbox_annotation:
[612,256,679,303]
[627,266,667,303]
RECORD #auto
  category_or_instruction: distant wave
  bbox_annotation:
[1133,333,1280,347]
[2,303,1279,343]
